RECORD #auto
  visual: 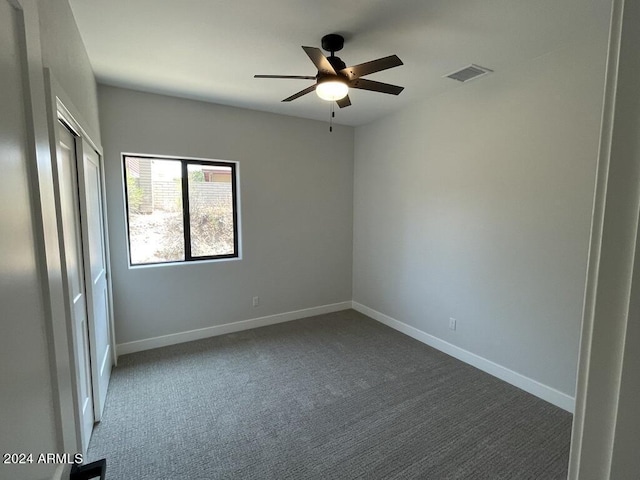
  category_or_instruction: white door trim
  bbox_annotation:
[568,0,640,477]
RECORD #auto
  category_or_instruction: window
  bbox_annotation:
[123,155,239,265]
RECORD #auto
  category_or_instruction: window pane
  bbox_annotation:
[187,163,235,257]
[125,157,184,264]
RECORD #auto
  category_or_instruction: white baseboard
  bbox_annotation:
[116,301,352,356]
[352,302,575,413]
[116,299,575,412]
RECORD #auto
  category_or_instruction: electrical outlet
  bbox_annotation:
[449,317,457,331]
[252,296,260,307]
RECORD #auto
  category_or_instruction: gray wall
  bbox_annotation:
[98,85,354,345]
[352,31,609,396]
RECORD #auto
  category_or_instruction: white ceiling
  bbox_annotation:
[68,0,610,127]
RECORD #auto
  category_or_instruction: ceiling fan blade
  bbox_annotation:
[254,75,316,80]
[302,46,336,75]
[340,55,403,80]
[282,84,317,102]
[350,78,404,95]
[336,95,351,108]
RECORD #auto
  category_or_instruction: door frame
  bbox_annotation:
[43,68,116,453]
[568,0,640,477]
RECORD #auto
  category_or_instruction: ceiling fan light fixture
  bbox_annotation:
[316,77,349,101]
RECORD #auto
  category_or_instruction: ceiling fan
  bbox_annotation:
[255,33,404,108]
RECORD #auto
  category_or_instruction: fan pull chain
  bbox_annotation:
[329,102,335,133]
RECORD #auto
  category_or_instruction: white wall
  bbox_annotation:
[98,86,354,346]
[352,28,609,399]
[0,1,100,478]
[0,2,57,479]
[38,0,101,143]
[36,0,103,458]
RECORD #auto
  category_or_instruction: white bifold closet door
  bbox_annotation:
[77,136,112,422]
[56,121,94,453]
[56,121,112,453]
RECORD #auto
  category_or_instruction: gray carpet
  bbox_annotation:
[87,309,572,479]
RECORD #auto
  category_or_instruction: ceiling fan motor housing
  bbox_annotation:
[327,55,347,73]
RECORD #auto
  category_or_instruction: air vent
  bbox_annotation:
[445,64,493,82]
